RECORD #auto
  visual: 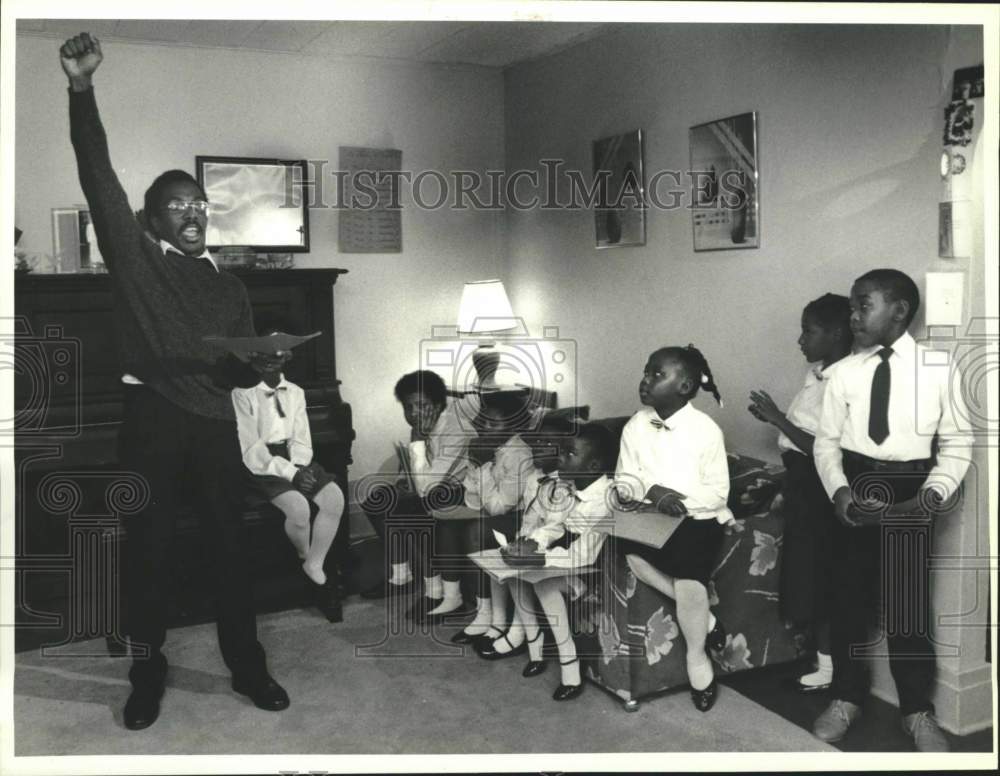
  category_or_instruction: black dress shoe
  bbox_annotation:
[232,674,290,711]
[406,597,443,622]
[316,579,343,623]
[522,660,547,677]
[690,678,718,712]
[476,633,527,661]
[123,684,165,731]
[706,615,727,653]
[553,682,584,701]
[450,629,484,644]
[361,578,418,600]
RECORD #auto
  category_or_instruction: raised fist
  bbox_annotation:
[60,33,103,81]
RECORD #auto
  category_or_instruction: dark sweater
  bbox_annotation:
[69,87,257,420]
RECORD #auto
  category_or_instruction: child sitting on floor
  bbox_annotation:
[504,422,616,701]
[615,344,730,713]
[232,332,345,623]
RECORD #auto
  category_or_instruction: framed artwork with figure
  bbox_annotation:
[593,129,646,249]
[689,112,760,251]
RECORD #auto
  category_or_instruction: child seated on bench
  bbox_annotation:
[502,422,616,701]
[360,371,478,622]
[232,332,345,623]
[447,390,536,635]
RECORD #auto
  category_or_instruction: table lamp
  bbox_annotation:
[456,279,517,388]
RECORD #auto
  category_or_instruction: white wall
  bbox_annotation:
[15,34,506,483]
[503,22,991,734]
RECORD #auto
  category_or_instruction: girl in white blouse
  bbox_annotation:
[614,344,730,712]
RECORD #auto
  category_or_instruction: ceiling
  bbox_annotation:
[16,19,610,69]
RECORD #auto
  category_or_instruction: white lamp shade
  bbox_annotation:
[456,279,517,334]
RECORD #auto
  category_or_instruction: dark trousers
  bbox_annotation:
[779,450,835,626]
[829,450,935,715]
[363,482,466,583]
[119,386,266,688]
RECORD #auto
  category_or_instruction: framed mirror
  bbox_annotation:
[195,156,310,252]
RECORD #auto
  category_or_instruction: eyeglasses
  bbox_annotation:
[163,200,211,214]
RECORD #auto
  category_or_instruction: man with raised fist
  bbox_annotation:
[61,32,290,730]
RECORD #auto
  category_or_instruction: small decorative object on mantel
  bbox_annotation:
[689,111,760,251]
[592,129,646,248]
[255,252,295,270]
[215,246,257,269]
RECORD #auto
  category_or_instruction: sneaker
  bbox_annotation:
[812,699,861,742]
[902,711,950,752]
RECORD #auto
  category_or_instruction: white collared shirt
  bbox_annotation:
[158,239,219,271]
[520,474,612,569]
[232,376,312,481]
[121,240,219,385]
[814,331,972,500]
[409,393,480,497]
[463,434,536,515]
[777,363,838,455]
[615,403,731,523]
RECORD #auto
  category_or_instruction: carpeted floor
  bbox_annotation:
[14,599,835,756]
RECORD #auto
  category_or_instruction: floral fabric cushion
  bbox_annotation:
[579,453,806,703]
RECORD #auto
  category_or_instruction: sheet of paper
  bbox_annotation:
[202,330,321,355]
[492,529,509,548]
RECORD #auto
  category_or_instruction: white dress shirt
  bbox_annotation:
[409,393,480,497]
[232,377,312,481]
[121,240,219,385]
[463,434,536,515]
[615,403,731,523]
[814,331,972,500]
[777,363,838,455]
[518,474,612,569]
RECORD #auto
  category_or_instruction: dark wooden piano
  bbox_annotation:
[13,268,354,653]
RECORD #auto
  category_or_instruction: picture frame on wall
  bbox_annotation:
[593,129,646,248]
[689,111,759,251]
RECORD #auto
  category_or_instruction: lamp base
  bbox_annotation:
[472,347,501,389]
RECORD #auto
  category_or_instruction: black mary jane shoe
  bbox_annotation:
[476,632,527,661]
[231,673,291,711]
[690,678,718,713]
[522,660,548,677]
[706,614,727,653]
[521,632,547,676]
[450,629,487,645]
[553,657,584,701]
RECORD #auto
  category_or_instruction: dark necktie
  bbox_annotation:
[650,418,670,430]
[265,387,287,418]
[868,348,892,444]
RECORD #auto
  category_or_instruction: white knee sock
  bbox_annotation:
[799,652,833,687]
[427,580,462,614]
[687,650,714,691]
[389,562,412,585]
[493,609,524,653]
[424,574,443,599]
[463,597,493,635]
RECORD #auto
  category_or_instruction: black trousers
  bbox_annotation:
[829,450,935,715]
[362,482,466,583]
[119,386,266,688]
[779,450,835,626]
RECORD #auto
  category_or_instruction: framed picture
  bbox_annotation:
[689,112,759,251]
[593,129,646,248]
